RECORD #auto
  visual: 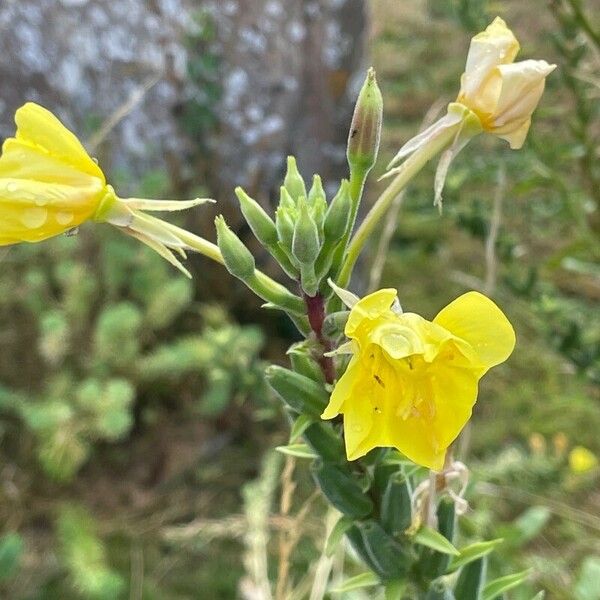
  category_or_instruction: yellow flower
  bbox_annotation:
[322,289,515,470]
[0,102,214,276]
[456,17,556,149]
[385,18,555,208]
[569,446,598,474]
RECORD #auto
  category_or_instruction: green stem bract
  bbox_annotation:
[312,462,374,519]
[265,365,329,417]
[303,422,345,463]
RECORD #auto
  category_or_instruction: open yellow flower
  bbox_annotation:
[0,102,216,276]
[322,288,515,470]
[385,17,555,208]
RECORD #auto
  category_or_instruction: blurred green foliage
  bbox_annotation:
[0,230,265,482]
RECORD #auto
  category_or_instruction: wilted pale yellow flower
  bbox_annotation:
[385,17,555,208]
[322,288,515,470]
[569,446,598,474]
[0,102,215,276]
[456,17,556,149]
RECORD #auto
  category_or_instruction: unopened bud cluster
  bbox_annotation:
[221,156,353,299]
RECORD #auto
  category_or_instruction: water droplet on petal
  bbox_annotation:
[6,182,18,193]
[21,207,48,229]
[35,196,48,206]
[55,211,74,226]
[352,424,363,433]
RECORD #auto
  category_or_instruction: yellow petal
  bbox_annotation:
[0,138,99,186]
[460,17,520,101]
[492,60,556,129]
[494,118,531,150]
[345,288,397,338]
[13,103,104,181]
[386,362,480,470]
[343,400,377,461]
[321,352,360,419]
[433,291,515,370]
[0,179,104,244]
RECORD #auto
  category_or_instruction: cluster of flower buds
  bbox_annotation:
[217,157,353,299]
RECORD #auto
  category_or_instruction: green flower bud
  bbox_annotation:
[324,179,352,241]
[283,156,307,203]
[347,68,383,175]
[308,174,326,206]
[214,215,255,280]
[235,186,277,246]
[275,202,295,251]
[292,197,321,266]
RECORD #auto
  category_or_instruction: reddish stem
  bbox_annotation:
[303,292,335,384]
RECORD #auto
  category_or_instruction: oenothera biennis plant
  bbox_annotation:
[1,17,551,598]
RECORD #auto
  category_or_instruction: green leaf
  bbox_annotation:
[325,516,353,557]
[289,414,314,443]
[530,592,545,600]
[413,526,460,556]
[482,569,533,600]
[275,444,318,459]
[330,572,380,593]
[447,539,504,572]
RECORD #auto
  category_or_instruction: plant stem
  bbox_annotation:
[303,292,335,384]
[336,125,457,289]
[330,168,368,277]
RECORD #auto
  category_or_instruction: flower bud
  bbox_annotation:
[308,174,326,206]
[235,186,278,247]
[214,215,255,280]
[292,197,321,266]
[283,156,307,203]
[275,202,295,254]
[347,68,383,175]
[324,179,352,241]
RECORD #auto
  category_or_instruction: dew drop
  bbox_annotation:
[21,207,48,229]
[6,182,18,193]
[352,424,363,433]
[35,196,48,207]
[55,211,74,226]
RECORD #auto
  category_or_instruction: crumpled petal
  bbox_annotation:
[460,17,520,101]
[433,291,515,371]
[492,60,556,126]
[345,288,398,338]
